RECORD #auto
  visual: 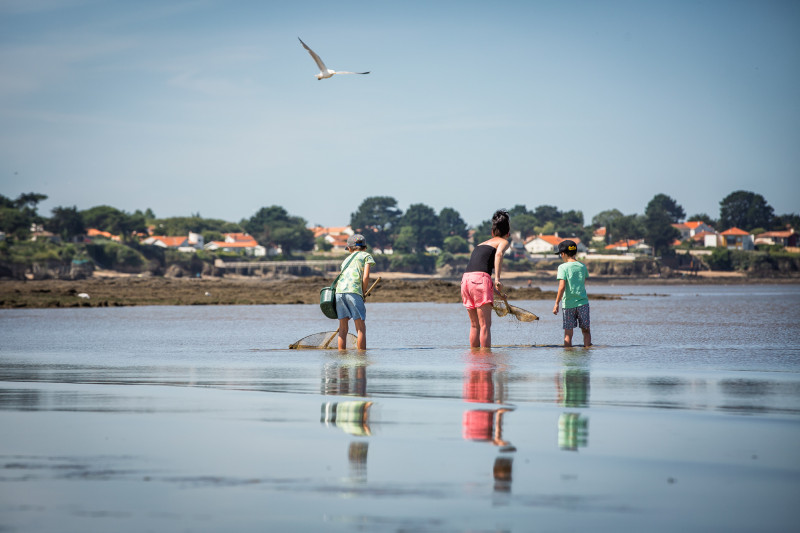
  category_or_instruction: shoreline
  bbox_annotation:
[1,272,797,309]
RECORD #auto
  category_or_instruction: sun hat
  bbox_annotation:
[555,239,577,254]
[346,234,366,248]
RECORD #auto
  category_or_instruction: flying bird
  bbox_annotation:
[298,37,370,80]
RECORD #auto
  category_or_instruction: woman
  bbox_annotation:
[460,210,510,348]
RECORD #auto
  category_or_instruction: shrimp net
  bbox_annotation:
[492,301,539,322]
[289,331,359,349]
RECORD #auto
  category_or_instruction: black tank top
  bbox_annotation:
[465,244,497,275]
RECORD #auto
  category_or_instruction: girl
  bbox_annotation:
[335,233,375,350]
[461,210,510,348]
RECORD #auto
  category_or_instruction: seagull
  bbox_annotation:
[298,37,369,80]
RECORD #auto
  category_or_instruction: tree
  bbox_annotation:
[443,235,469,253]
[644,194,682,256]
[687,213,716,227]
[718,190,774,231]
[608,214,645,247]
[245,205,313,257]
[47,206,85,241]
[772,213,800,231]
[399,203,442,252]
[534,205,561,225]
[591,209,624,229]
[438,207,468,239]
[81,205,146,241]
[350,196,402,253]
[508,205,538,239]
[647,193,685,224]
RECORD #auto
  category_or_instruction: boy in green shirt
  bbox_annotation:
[552,240,592,347]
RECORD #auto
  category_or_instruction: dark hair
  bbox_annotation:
[491,210,510,237]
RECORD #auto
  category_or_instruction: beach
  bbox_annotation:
[1,283,799,532]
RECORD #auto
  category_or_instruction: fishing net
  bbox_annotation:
[289,331,359,349]
[492,300,539,322]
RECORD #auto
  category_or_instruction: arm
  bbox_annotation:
[493,240,510,297]
[361,262,371,296]
[553,279,566,315]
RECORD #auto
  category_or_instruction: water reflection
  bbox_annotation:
[320,357,372,484]
[556,368,590,451]
[462,352,516,494]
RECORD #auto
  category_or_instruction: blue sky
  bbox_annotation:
[1,0,798,228]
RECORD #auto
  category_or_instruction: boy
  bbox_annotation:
[335,234,375,350]
[552,240,591,347]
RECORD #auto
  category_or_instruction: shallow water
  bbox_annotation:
[1,284,799,532]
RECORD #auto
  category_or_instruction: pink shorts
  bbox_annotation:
[461,271,494,310]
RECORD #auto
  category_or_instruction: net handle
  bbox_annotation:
[364,276,381,298]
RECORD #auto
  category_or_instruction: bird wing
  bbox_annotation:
[335,71,370,75]
[298,37,327,72]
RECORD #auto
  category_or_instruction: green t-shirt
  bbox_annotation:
[556,260,589,309]
[335,251,375,296]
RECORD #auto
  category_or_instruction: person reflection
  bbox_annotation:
[555,368,590,451]
[320,358,373,483]
[462,353,516,493]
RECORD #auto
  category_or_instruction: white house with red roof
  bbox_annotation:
[143,232,203,253]
[604,238,652,254]
[524,234,586,255]
[754,227,797,248]
[591,226,607,244]
[672,221,715,241]
[705,227,754,250]
[204,232,268,256]
[311,225,355,253]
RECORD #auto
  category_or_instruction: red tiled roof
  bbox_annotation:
[151,236,186,247]
[759,229,795,238]
[721,227,749,236]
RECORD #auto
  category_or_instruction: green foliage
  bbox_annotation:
[399,203,442,252]
[86,241,147,272]
[687,213,716,227]
[393,226,415,254]
[644,194,682,256]
[719,190,774,231]
[388,252,436,273]
[438,207,468,239]
[47,206,85,241]
[244,205,314,257]
[81,205,147,241]
[315,236,333,252]
[153,216,242,236]
[443,235,469,253]
[350,196,402,252]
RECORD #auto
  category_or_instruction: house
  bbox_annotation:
[591,226,607,244]
[605,239,652,254]
[311,225,354,252]
[143,232,204,253]
[204,232,268,256]
[672,221,715,241]
[524,235,586,255]
[706,228,754,250]
[87,228,121,242]
[754,228,798,248]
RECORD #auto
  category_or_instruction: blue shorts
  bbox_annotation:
[336,293,366,320]
[562,303,590,330]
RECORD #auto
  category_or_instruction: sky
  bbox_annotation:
[1,0,798,228]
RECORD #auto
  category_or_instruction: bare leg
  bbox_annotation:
[581,327,591,347]
[477,304,493,348]
[353,318,367,350]
[467,308,481,348]
[563,328,573,347]
[338,318,350,350]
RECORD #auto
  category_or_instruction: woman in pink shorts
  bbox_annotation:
[461,210,510,348]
